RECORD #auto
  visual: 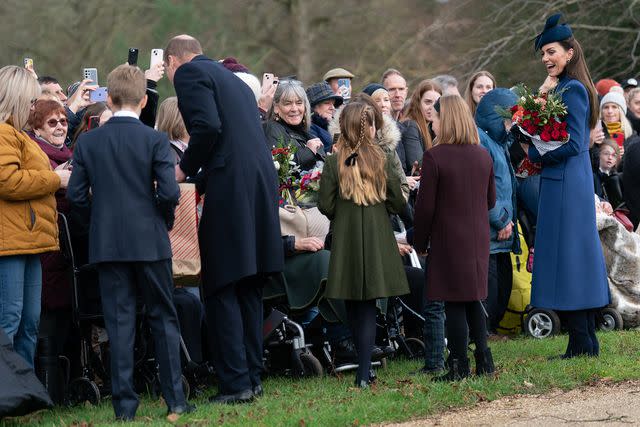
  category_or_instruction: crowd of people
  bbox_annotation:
[0,12,637,421]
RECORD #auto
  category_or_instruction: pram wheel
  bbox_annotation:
[525,308,560,339]
[67,377,101,406]
[599,308,623,331]
[402,337,426,360]
[298,351,323,377]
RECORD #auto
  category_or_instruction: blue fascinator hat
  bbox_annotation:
[534,13,573,51]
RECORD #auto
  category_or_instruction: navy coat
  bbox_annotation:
[67,116,179,264]
[476,88,520,255]
[174,55,284,295]
[528,75,609,310]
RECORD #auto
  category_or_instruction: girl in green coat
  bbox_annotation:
[319,100,409,388]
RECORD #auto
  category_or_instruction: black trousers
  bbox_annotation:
[444,301,488,360]
[562,309,599,357]
[486,253,513,333]
[205,275,263,395]
[97,260,185,419]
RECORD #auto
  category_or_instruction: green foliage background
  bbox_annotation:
[2,0,639,99]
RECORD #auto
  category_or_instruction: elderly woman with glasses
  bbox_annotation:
[0,67,70,367]
[263,80,326,170]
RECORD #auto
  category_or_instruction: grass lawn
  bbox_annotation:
[4,330,640,426]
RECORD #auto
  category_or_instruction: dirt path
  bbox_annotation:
[386,380,640,426]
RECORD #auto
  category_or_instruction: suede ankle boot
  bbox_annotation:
[474,348,495,376]
[434,357,470,382]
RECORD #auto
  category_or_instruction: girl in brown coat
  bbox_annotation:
[413,95,496,381]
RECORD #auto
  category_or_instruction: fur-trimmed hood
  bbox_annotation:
[328,107,401,153]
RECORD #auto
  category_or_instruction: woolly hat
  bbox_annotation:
[600,91,627,115]
[362,83,387,97]
[221,57,249,73]
[595,79,620,97]
[323,68,354,81]
[622,78,638,89]
[305,82,343,108]
[234,72,261,102]
[534,13,573,51]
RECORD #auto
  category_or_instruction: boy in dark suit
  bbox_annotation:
[67,64,193,420]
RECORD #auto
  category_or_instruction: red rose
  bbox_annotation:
[534,117,541,125]
[531,111,539,118]
[540,131,551,142]
[560,130,568,140]
[522,119,533,128]
[511,105,519,112]
[551,129,560,140]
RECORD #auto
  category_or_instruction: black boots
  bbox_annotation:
[474,348,495,376]
[434,357,470,382]
[435,348,495,381]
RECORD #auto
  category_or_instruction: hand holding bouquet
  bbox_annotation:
[510,85,569,155]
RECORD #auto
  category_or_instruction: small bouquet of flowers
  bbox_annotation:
[510,85,569,155]
[296,167,322,206]
[271,140,300,205]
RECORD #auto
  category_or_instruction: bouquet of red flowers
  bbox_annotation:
[296,168,322,206]
[271,140,300,205]
[510,85,569,155]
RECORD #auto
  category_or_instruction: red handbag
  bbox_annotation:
[613,209,634,232]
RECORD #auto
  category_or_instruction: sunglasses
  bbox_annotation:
[47,118,68,128]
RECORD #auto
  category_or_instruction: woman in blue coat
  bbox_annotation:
[529,14,609,358]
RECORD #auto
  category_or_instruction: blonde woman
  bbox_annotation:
[318,101,408,388]
[464,70,496,117]
[599,90,634,155]
[0,66,70,366]
[156,96,189,163]
[413,95,496,381]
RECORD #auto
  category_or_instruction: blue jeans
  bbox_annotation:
[0,255,42,366]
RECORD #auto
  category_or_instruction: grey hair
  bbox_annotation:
[267,80,311,131]
[433,74,459,91]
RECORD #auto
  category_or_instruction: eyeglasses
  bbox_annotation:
[46,118,68,128]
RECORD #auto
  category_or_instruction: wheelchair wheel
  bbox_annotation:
[67,377,101,406]
[403,338,426,360]
[526,308,560,339]
[299,351,323,377]
[599,308,623,331]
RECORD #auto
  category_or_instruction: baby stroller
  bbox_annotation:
[502,210,623,338]
[57,212,192,405]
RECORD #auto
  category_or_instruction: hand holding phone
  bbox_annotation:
[337,78,351,100]
[23,58,37,80]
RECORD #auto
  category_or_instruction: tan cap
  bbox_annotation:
[323,67,355,81]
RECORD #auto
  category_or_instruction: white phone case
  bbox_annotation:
[150,49,164,68]
[83,68,98,85]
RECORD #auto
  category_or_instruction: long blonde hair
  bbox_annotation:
[436,95,480,146]
[156,97,187,141]
[0,66,40,130]
[336,102,387,206]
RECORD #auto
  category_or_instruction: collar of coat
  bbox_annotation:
[328,107,401,153]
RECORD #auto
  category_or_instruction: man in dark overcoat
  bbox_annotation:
[165,35,284,404]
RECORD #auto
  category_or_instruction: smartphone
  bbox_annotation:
[150,49,164,68]
[127,48,139,66]
[89,87,108,102]
[60,159,73,170]
[23,58,33,68]
[337,78,351,100]
[83,67,98,85]
[87,115,101,130]
[262,73,275,92]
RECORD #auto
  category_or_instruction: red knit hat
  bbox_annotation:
[595,79,620,97]
[221,57,249,73]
